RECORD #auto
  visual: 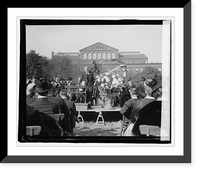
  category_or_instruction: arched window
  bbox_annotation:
[98,53,101,59]
[93,53,97,59]
[112,53,116,59]
[107,53,111,59]
[83,53,87,59]
[88,53,92,59]
[102,53,106,59]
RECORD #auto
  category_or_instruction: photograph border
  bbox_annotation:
[19,19,170,144]
[2,2,191,163]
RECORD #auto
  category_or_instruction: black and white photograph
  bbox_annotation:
[4,4,192,164]
[19,19,171,143]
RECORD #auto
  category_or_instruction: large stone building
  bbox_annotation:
[51,42,161,74]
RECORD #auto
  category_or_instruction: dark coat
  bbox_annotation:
[118,86,131,107]
[79,72,95,88]
[120,98,142,122]
[62,98,77,130]
[26,104,60,137]
[26,95,36,105]
[140,97,156,109]
[47,96,71,132]
[29,98,59,115]
[62,98,77,117]
[132,100,162,136]
[48,96,70,117]
[79,72,95,103]
[65,82,76,100]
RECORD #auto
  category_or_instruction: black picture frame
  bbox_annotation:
[2,2,191,163]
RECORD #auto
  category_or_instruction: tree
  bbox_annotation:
[26,50,50,79]
[49,55,72,80]
[90,59,125,76]
[131,66,161,83]
[40,56,52,80]
[142,66,161,79]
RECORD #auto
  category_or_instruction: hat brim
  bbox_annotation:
[152,81,162,92]
[33,85,50,93]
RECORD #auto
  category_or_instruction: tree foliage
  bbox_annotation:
[26,50,50,79]
[48,55,72,80]
[26,50,161,85]
[131,66,161,83]
[26,50,73,81]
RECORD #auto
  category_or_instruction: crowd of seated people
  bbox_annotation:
[26,77,77,137]
[120,76,162,137]
[25,72,163,138]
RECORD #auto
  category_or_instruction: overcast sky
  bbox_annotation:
[26,25,163,63]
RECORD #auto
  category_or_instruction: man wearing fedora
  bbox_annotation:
[30,81,59,114]
[29,80,70,136]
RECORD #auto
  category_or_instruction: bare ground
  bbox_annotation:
[73,121,122,136]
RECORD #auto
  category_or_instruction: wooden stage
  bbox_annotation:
[76,105,122,125]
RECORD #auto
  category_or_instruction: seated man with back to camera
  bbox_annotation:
[59,89,78,136]
[29,80,71,136]
[26,104,53,137]
[28,81,61,136]
[120,83,146,136]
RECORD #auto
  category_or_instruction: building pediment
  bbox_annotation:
[80,42,118,52]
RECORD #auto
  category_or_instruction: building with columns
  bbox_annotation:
[51,42,161,74]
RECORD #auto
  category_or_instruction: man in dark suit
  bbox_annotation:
[29,81,70,135]
[26,104,58,137]
[47,92,71,134]
[29,81,59,115]
[29,82,62,136]
[79,66,95,108]
[59,89,78,136]
[120,83,146,123]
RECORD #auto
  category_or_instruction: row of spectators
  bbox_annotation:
[26,76,78,137]
[120,76,162,136]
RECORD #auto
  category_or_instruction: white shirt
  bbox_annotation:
[145,95,155,99]
[37,95,47,99]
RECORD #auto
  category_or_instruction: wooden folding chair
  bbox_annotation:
[26,126,42,136]
[120,115,131,136]
[139,125,161,137]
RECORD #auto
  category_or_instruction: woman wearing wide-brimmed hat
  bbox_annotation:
[132,80,162,137]
[121,77,162,136]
